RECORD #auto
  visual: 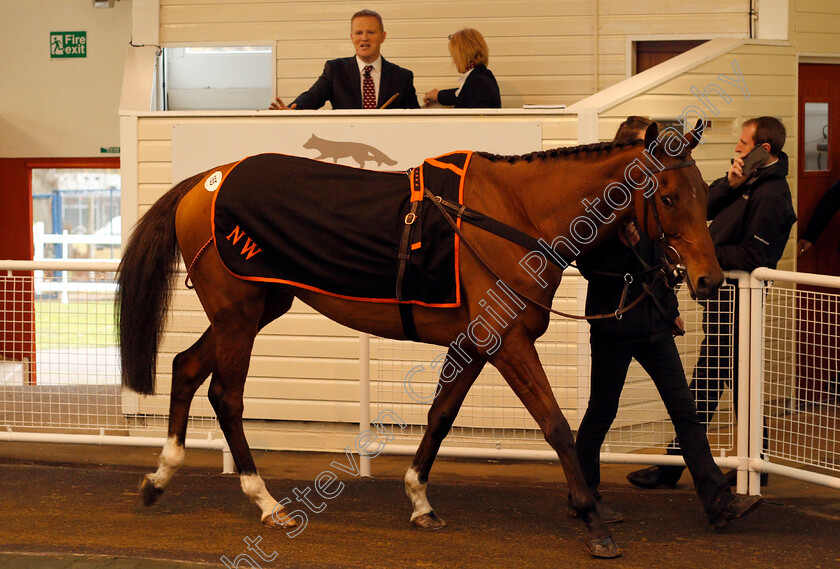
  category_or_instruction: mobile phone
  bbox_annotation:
[731,145,770,179]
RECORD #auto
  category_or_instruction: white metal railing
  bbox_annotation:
[749,268,840,493]
[0,260,230,471]
[4,258,839,493]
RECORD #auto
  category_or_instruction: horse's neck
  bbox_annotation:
[476,148,641,260]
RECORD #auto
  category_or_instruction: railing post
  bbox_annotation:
[222,439,235,474]
[748,271,765,495]
[61,230,70,304]
[359,332,371,478]
[734,272,751,494]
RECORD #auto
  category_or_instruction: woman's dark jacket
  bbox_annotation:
[437,65,501,108]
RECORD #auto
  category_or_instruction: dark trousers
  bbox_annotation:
[575,335,729,513]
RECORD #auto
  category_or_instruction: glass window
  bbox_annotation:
[158,45,273,110]
[31,168,121,260]
[804,102,829,172]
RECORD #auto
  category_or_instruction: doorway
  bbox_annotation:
[796,63,840,405]
[798,63,840,274]
[0,157,120,387]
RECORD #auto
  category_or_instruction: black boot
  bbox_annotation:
[708,493,763,530]
[626,465,683,489]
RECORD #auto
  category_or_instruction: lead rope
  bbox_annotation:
[423,188,657,321]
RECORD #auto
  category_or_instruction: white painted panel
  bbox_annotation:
[170,121,542,183]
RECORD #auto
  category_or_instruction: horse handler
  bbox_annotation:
[572,117,762,530]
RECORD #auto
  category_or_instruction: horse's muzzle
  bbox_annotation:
[693,273,724,300]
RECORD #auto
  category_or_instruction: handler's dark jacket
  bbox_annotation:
[577,232,679,345]
[707,151,796,272]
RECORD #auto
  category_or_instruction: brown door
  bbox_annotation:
[798,63,840,275]
[635,40,706,74]
[796,63,840,403]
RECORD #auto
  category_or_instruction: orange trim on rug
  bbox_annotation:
[209,158,252,257]
[217,265,460,308]
[425,158,464,176]
[410,167,423,202]
[453,151,473,307]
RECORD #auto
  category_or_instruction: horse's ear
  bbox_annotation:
[644,122,659,153]
[687,119,705,150]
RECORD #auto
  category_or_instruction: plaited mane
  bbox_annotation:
[477,139,643,164]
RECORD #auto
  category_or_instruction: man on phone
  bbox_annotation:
[627,116,796,489]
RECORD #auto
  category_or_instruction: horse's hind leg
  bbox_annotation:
[140,327,215,506]
[491,331,620,559]
[405,350,485,529]
[207,291,297,528]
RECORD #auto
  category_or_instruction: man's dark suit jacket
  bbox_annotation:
[292,56,420,110]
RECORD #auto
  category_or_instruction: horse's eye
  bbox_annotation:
[661,195,674,207]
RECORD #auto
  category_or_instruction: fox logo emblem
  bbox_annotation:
[303,134,397,168]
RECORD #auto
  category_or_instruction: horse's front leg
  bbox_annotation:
[405,350,485,529]
[491,330,621,559]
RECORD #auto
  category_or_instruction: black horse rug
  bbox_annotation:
[210,152,474,307]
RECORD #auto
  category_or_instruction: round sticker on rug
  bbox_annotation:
[205,171,223,191]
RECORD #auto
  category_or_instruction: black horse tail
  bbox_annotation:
[116,172,206,395]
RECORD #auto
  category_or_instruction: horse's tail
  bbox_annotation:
[116,171,206,395]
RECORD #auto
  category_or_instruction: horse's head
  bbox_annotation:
[633,120,723,300]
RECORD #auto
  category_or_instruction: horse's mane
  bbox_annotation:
[477,138,643,164]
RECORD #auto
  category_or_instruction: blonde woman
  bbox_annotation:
[424,29,501,108]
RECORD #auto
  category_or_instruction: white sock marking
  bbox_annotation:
[241,473,281,521]
[405,467,432,521]
[147,436,184,490]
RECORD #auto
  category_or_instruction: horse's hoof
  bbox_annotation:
[412,511,446,530]
[263,508,298,529]
[139,475,163,507]
[587,536,622,559]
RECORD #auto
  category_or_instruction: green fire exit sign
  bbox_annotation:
[50,32,87,58]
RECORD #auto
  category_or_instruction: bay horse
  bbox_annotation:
[117,122,721,558]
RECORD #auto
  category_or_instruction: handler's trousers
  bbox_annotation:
[575,335,729,514]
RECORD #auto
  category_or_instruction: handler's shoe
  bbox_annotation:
[567,498,624,524]
[708,493,763,530]
[626,465,683,489]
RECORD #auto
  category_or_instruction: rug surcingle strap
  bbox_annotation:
[395,168,424,302]
[394,167,424,341]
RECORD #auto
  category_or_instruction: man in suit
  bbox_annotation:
[270,9,420,110]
